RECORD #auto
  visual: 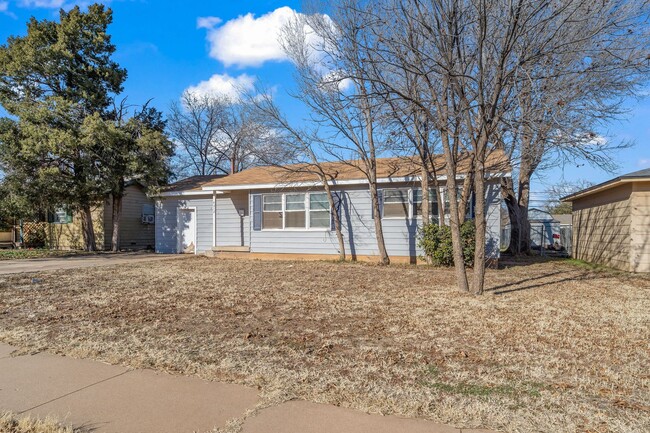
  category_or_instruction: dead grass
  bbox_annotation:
[0,256,648,433]
[0,413,74,433]
[0,249,93,261]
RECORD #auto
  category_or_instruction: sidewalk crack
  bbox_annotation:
[18,369,132,414]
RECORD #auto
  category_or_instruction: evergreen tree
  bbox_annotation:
[0,4,126,251]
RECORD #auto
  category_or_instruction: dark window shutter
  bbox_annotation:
[65,210,73,224]
[47,212,54,223]
[465,191,476,220]
[412,189,418,218]
[330,191,342,231]
[252,194,262,231]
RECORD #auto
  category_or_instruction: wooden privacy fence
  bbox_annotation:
[19,221,48,248]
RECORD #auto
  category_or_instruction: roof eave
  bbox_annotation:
[201,171,511,192]
[561,176,650,202]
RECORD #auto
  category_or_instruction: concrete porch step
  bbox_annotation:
[211,246,250,253]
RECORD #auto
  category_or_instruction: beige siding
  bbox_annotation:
[47,207,104,250]
[103,184,156,250]
[630,181,650,272]
[572,184,632,271]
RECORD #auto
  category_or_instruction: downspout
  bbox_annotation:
[212,191,217,248]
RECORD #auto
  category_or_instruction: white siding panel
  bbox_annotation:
[155,195,214,254]
[155,199,178,253]
[248,182,502,260]
[183,197,214,254]
[158,181,503,260]
[216,191,250,247]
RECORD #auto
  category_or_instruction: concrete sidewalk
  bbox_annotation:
[0,252,183,275]
[0,343,493,433]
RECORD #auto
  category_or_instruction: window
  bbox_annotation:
[309,193,330,228]
[142,204,155,217]
[413,189,439,222]
[285,193,306,228]
[48,208,72,224]
[260,192,331,230]
[382,189,410,218]
[442,188,474,219]
[263,194,283,229]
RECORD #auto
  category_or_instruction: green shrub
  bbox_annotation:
[418,220,475,267]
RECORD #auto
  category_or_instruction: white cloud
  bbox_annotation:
[185,73,256,100]
[0,1,17,18]
[321,70,354,93]
[197,16,222,29]
[19,0,65,7]
[18,0,110,9]
[199,6,298,68]
[638,158,650,167]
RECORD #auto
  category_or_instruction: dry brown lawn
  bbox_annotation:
[0,412,74,433]
[0,257,648,433]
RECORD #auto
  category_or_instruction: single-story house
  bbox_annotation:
[46,181,156,250]
[155,154,509,264]
[562,168,650,272]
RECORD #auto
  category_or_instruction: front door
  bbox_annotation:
[179,208,196,254]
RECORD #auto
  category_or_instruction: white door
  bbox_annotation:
[179,209,196,254]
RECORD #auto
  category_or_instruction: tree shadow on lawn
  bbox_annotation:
[485,271,596,295]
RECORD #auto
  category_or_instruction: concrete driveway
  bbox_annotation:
[0,252,183,275]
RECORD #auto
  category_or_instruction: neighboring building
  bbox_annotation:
[551,214,573,226]
[529,208,561,250]
[500,210,571,253]
[155,154,510,264]
[0,229,15,249]
[563,168,650,272]
[47,182,156,250]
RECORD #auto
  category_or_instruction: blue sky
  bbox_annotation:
[1,0,649,202]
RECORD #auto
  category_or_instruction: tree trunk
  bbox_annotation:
[420,163,430,224]
[472,155,487,295]
[369,178,390,265]
[501,177,523,254]
[501,170,532,255]
[420,163,433,265]
[80,205,97,252]
[322,178,346,261]
[441,137,469,292]
[458,169,474,223]
[517,171,532,254]
[111,194,123,252]
[427,153,444,224]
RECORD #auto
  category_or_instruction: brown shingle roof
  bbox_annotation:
[203,150,509,189]
[163,175,226,192]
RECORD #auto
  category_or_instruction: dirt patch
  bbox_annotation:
[0,257,648,432]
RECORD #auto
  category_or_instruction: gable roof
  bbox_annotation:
[201,150,510,191]
[162,175,226,193]
[528,208,556,222]
[552,214,573,225]
[562,168,650,202]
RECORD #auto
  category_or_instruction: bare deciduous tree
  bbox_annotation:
[319,0,650,294]
[281,11,392,265]
[247,89,347,261]
[168,92,268,177]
